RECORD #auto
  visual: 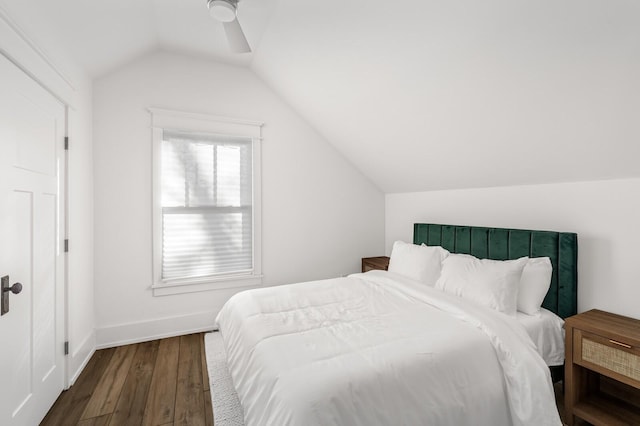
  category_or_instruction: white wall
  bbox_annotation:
[0,5,95,384]
[386,178,640,319]
[93,51,384,347]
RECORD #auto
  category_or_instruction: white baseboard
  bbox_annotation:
[95,311,218,349]
[67,330,95,387]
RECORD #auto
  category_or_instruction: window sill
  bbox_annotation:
[152,274,263,296]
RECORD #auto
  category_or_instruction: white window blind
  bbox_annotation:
[161,130,253,281]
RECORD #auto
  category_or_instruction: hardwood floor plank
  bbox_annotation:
[200,334,210,391]
[204,390,214,426]
[174,334,206,426]
[109,340,160,426]
[41,348,117,426]
[81,344,139,419]
[77,414,112,426]
[45,334,213,426]
[142,336,180,426]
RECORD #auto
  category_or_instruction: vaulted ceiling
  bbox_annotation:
[3,0,640,192]
[0,0,277,74]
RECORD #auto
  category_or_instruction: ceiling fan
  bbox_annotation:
[207,0,251,53]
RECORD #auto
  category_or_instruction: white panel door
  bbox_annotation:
[0,54,66,425]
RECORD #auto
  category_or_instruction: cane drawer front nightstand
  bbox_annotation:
[361,256,389,273]
[565,309,640,426]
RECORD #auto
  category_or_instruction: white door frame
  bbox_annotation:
[62,104,70,389]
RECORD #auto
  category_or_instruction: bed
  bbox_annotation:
[210,223,578,426]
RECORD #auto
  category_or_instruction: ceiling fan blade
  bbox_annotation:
[223,19,251,53]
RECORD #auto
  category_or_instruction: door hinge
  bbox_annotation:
[64,239,69,253]
[64,341,69,355]
[64,137,69,150]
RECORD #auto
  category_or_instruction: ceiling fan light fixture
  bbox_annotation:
[208,0,237,23]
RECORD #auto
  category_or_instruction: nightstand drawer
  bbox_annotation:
[575,330,640,388]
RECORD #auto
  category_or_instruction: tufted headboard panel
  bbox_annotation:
[413,223,578,319]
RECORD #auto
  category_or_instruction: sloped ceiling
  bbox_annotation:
[0,0,276,75]
[252,0,640,192]
[3,0,640,193]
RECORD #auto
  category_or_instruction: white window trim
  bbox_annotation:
[150,107,263,296]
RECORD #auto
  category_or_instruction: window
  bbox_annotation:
[150,109,262,295]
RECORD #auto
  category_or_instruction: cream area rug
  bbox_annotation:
[204,331,245,426]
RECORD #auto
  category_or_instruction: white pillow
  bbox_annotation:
[518,257,552,315]
[388,241,449,286]
[435,254,528,316]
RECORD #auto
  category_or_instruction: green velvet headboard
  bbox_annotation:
[413,223,578,319]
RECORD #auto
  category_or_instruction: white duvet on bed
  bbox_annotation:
[215,270,562,426]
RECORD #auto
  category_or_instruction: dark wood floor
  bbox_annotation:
[43,332,571,426]
[41,333,213,426]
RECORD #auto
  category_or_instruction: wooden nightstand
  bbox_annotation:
[564,309,640,426]
[361,256,389,273]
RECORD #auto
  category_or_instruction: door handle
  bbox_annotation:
[1,275,23,316]
[3,282,22,294]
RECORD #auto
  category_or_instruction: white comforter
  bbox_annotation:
[215,270,562,426]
